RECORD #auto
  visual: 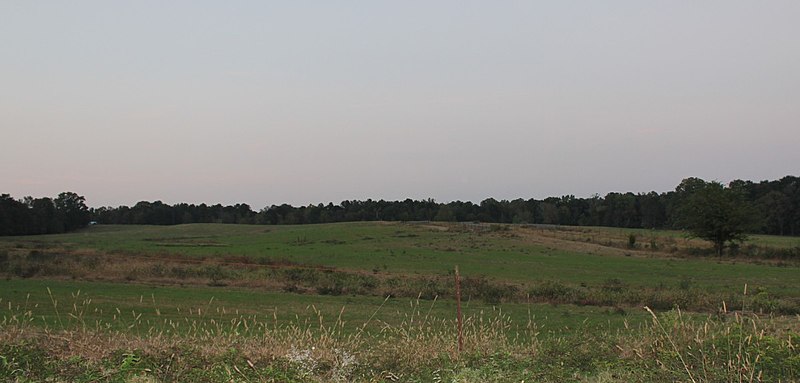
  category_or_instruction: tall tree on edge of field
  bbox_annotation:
[675,180,754,256]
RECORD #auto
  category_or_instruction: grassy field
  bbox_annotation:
[1,222,799,382]
[3,222,798,297]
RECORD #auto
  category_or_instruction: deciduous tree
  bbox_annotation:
[675,180,754,256]
[54,192,90,231]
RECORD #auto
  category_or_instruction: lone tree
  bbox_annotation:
[676,180,754,256]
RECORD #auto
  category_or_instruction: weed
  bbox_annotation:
[627,234,637,249]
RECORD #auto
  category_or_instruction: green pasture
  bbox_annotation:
[2,223,798,382]
[2,222,797,296]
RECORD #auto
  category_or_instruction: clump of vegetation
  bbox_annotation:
[627,233,637,248]
[529,280,586,303]
[460,275,518,304]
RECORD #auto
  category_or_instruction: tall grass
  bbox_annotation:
[1,289,798,382]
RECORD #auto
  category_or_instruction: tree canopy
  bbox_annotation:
[675,181,755,256]
[0,192,90,235]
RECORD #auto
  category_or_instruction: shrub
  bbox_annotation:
[282,268,322,284]
[529,280,584,303]
[600,278,627,293]
[627,234,637,248]
[205,265,228,286]
[148,264,165,277]
[170,266,191,279]
[11,262,41,278]
[461,275,518,304]
[26,250,58,263]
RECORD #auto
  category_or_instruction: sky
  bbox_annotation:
[2,1,798,208]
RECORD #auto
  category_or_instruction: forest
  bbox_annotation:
[2,175,799,237]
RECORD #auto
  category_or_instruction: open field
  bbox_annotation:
[1,222,799,381]
[2,222,798,309]
[3,222,799,282]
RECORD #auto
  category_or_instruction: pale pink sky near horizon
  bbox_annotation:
[2,1,799,208]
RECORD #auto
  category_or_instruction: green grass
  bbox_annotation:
[748,233,800,247]
[2,223,799,382]
[3,222,797,296]
[0,279,646,336]
[2,278,798,382]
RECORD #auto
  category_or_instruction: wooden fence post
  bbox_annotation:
[455,265,463,354]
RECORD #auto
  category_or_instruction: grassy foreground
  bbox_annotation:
[1,222,799,381]
[2,279,798,382]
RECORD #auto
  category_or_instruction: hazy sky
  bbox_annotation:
[2,1,798,208]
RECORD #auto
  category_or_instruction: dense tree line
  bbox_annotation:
[92,201,258,225]
[2,176,798,237]
[0,192,90,236]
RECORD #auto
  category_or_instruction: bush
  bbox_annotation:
[282,268,322,284]
[12,263,41,278]
[600,278,627,293]
[170,266,191,279]
[150,263,166,277]
[627,234,637,248]
[27,250,57,263]
[529,280,584,303]
[461,275,518,304]
[384,277,444,298]
[205,265,228,286]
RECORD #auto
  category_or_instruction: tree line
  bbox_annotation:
[0,192,91,236]
[2,176,799,237]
